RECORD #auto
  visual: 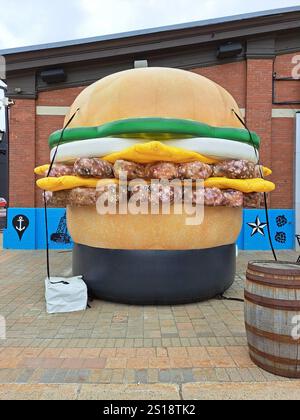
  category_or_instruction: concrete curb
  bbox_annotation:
[182,381,300,400]
[1,381,300,400]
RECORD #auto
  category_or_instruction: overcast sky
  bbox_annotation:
[0,0,299,50]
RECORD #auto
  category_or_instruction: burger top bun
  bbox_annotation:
[65,67,244,130]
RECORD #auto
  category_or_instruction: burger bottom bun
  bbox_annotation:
[67,206,243,250]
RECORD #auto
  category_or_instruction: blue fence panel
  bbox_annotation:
[3,208,36,250]
[35,208,73,250]
[243,209,295,251]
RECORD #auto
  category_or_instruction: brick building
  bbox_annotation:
[1,7,300,250]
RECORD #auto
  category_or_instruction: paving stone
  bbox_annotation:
[161,333,179,339]
[226,368,243,382]
[168,369,184,384]
[181,369,194,383]
[51,369,69,384]
[106,358,127,369]
[78,384,179,400]
[143,339,153,348]
[156,348,168,358]
[167,347,188,358]
[127,357,149,370]
[238,368,256,382]
[246,368,266,382]
[136,348,156,358]
[111,369,125,384]
[179,338,190,347]
[135,370,148,384]
[27,368,46,384]
[82,358,106,369]
[123,369,136,384]
[170,358,193,369]
[89,369,112,384]
[64,369,91,384]
[215,368,231,382]
[15,368,35,384]
[158,370,171,383]
[60,358,84,369]
[0,384,79,400]
[0,368,20,383]
[147,369,159,384]
[192,368,218,382]
[39,369,58,384]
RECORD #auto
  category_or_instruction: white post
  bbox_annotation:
[134,60,148,69]
[296,113,300,250]
[0,81,6,133]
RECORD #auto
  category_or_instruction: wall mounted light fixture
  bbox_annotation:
[40,68,67,84]
[217,42,243,59]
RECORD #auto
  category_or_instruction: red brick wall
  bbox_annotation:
[9,53,300,209]
[9,99,36,207]
[246,59,274,170]
[271,118,295,209]
[35,115,65,207]
[271,52,300,208]
[274,52,300,77]
[274,52,300,104]
[193,61,246,108]
[37,87,85,106]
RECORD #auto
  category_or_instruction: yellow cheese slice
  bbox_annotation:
[37,175,275,193]
[37,176,100,192]
[35,165,51,176]
[262,167,272,177]
[103,141,217,164]
[204,177,275,193]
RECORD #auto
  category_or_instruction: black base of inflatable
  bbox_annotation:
[72,243,236,305]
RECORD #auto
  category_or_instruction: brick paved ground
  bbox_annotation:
[0,233,300,400]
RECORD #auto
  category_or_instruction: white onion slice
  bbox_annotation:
[50,137,259,164]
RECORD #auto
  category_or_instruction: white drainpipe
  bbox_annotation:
[296,112,300,250]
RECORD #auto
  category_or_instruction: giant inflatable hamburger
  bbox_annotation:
[35,68,275,304]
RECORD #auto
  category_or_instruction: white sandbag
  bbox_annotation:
[45,276,88,314]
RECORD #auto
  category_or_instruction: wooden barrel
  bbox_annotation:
[245,261,300,378]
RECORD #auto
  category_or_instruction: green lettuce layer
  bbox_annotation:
[49,118,260,150]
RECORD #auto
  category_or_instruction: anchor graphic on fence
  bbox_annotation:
[12,215,29,241]
[16,216,26,232]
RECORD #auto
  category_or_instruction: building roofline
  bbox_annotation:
[1,6,300,56]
